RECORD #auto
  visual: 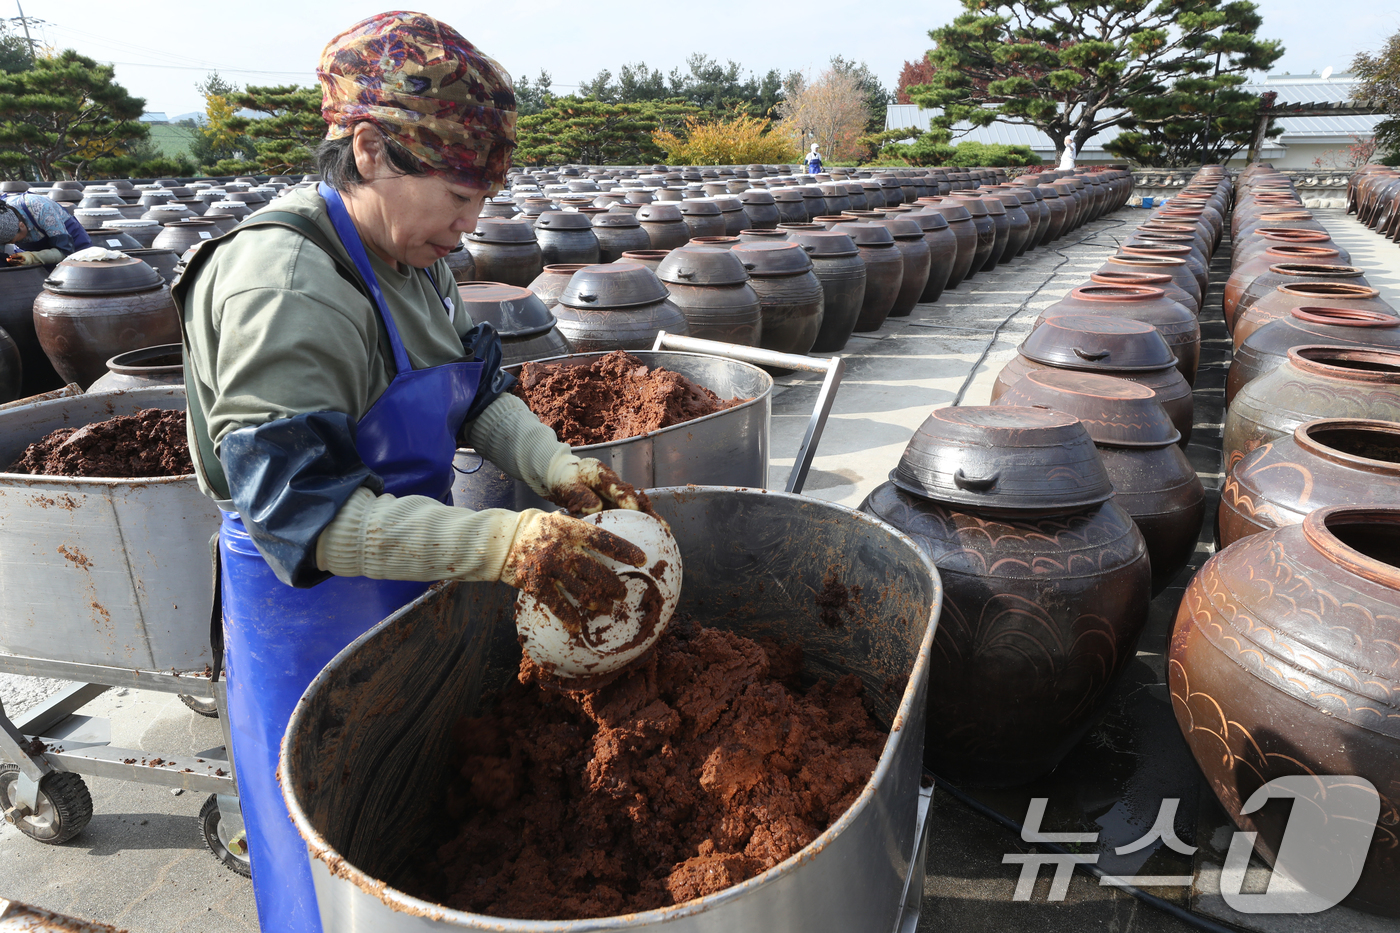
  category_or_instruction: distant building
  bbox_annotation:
[139,111,169,124]
[884,72,1381,169]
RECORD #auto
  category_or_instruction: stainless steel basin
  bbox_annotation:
[281,487,942,932]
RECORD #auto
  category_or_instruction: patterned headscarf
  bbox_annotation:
[318,12,516,194]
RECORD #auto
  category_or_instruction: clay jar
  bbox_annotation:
[985,191,1033,258]
[902,210,958,303]
[993,315,1194,445]
[33,255,180,388]
[456,282,571,367]
[655,246,763,347]
[1038,284,1201,385]
[771,188,809,225]
[1224,346,1400,474]
[860,406,1151,785]
[1006,187,1047,250]
[1228,306,1400,404]
[976,197,1011,270]
[1233,283,1395,348]
[533,212,600,266]
[923,200,978,288]
[123,248,180,286]
[949,197,995,279]
[1231,228,1348,272]
[445,245,475,284]
[590,212,651,263]
[1223,245,1346,323]
[737,189,779,229]
[1169,506,1400,916]
[87,343,184,392]
[996,370,1205,595]
[550,262,689,353]
[614,250,671,274]
[1227,263,1370,335]
[1219,419,1400,548]
[711,196,747,236]
[527,264,590,310]
[1119,244,1207,300]
[1099,253,1202,312]
[152,219,221,254]
[871,218,931,317]
[730,241,824,358]
[465,218,544,288]
[0,264,64,396]
[1088,269,1195,315]
[831,222,903,332]
[635,203,691,251]
[785,230,865,354]
[1033,185,1069,243]
[676,199,726,240]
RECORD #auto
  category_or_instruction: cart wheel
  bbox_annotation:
[0,763,93,844]
[178,694,220,718]
[199,794,252,877]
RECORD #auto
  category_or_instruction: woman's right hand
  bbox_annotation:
[500,510,646,633]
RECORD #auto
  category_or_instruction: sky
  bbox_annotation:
[13,0,1400,119]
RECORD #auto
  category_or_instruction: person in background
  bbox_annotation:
[807,142,823,174]
[0,192,91,266]
[1057,134,1077,172]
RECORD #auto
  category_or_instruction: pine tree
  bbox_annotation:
[515,96,700,165]
[908,0,1283,164]
[0,50,147,180]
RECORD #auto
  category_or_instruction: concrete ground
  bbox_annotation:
[3,202,1397,932]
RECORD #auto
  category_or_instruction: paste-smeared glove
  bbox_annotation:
[10,251,41,267]
[500,510,646,633]
[545,453,654,517]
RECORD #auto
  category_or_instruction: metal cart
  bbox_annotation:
[0,386,246,875]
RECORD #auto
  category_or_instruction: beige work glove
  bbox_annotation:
[501,509,646,633]
[544,454,655,517]
[9,252,41,267]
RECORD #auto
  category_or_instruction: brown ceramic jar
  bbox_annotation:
[1224,346,1400,474]
[1169,506,1400,916]
[527,264,590,310]
[995,370,1205,594]
[0,264,63,396]
[550,262,690,353]
[860,406,1150,785]
[591,212,652,263]
[1233,283,1395,348]
[786,230,865,354]
[655,246,763,347]
[533,212,601,266]
[1227,263,1370,335]
[635,202,691,250]
[871,218,931,317]
[921,200,978,288]
[465,218,544,287]
[1223,245,1347,321]
[1099,254,1202,312]
[1228,306,1400,404]
[905,210,958,302]
[32,256,180,388]
[831,222,902,332]
[1038,284,1201,384]
[86,343,184,392]
[730,242,824,357]
[1219,419,1400,547]
[993,315,1194,445]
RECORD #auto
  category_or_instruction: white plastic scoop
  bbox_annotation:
[515,509,682,678]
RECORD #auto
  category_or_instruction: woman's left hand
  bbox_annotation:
[546,456,656,518]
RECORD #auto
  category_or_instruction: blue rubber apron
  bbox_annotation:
[219,183,482,932]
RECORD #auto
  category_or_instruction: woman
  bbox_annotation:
[1057,134,1077,171]
[175,13,647,932]
[0,192,92,266]
[807,142,823,174]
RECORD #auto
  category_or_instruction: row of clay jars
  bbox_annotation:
[995,369,1204,595]
[1224,345,1400,474]
[1223,243,1350,322]
[1224,262,1373,334]
[1227,304,1400,404]
[786,207,960,303]
[1036,284,1200,385]
[861,405,1151,785]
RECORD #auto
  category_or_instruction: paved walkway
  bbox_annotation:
[5,203,1396,932]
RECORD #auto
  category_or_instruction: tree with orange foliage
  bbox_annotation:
[895,58,936,105]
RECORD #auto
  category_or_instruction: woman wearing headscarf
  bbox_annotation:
[175,13,648,930]
[0,192,92,266]
[807,142,823,174]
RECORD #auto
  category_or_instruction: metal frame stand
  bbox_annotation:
[650,331,845,495]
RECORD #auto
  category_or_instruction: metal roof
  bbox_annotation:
[1240,74,1360,104]
[1273,114,1384,138]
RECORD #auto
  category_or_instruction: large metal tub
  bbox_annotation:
[452,350,772,511]
[0,386,220,671]
[282,487,941,933]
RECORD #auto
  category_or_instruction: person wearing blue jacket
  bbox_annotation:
[1,192,91,266]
